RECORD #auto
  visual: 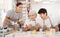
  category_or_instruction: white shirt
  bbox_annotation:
[23,19,37,27]
[36,15,58,28]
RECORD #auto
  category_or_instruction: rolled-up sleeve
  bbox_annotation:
[6,10,12,17]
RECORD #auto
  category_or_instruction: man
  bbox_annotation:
[37,8,59,32]
[3,2,23,29]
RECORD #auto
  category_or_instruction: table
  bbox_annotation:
[5,31,60,37]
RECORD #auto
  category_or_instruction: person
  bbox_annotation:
[22,11,40,32]
[37,8,59,32]
[58,24,60,31]
[3,2,23,29]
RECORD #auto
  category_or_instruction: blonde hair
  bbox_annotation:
[28,11,37,16]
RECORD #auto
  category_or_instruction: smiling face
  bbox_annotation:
[16,3,22,13]
[29,14,36,20]
[39,13,47,20]
[38,8,48,20]
[28,12,37,20]
[16,5,22,12]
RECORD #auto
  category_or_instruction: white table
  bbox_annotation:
[5,31,60,37]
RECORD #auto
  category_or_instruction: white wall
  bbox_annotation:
[0,0,13,26]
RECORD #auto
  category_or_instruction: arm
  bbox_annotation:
[36,23,41,28]
[3,17,11,28]
[22,25,28,32]
[5,16,11,22]
[5,10,12,22]
[35,23,41,31]
[54,25,59,32]
[18,19,24,25]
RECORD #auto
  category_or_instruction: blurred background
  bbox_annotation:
[0,0,60,26]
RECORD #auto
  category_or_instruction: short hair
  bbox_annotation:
[38,8,47,15]
[16,2,22,7]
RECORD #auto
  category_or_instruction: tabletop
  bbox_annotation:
[5,31,60,37]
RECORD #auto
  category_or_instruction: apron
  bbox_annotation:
[43,16,53,31]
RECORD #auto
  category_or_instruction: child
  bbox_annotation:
[37,8,59,31]
[22,11,40,32]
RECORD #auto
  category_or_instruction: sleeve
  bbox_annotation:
[50,17,58,27]
[6,10,12,17]
[19,13,23,19]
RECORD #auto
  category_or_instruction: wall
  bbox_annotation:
[0,0,13,26]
